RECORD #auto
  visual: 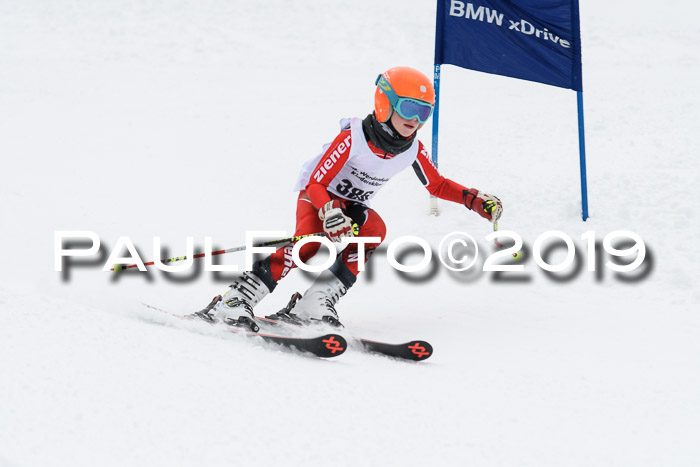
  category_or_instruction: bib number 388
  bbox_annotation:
[336,179,373,202]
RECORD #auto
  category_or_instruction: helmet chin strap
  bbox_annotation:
[386,111,399,134]
[381,106,393,124]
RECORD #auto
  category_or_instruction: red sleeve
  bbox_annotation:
[305,129,352,209]
[412,142,468,204]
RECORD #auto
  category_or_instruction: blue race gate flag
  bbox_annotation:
[431,0,589,220]
[435,0,582,91]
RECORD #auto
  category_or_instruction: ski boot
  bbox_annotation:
[194,259,277,332]
[281,268,353,328]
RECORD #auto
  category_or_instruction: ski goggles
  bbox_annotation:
[376,75,434,123]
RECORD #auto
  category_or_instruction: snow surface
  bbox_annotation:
[1,0,699,466]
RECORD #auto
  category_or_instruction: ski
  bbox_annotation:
[356,338,433,361]
[255,316,433,361]
[142,304,346,358]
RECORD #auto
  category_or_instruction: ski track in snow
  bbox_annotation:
[1,0,699,466]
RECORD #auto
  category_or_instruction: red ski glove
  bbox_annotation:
[463,189,503,222]
[318,200,355,242]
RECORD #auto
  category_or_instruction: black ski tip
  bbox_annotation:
[310,333,348,358]
[254,332,347,358]
[404,340,433,361]
[359,339,433,361]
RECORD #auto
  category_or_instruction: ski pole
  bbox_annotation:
[492,221,504,248]
[111,232,325,273]
[492,221,522,261]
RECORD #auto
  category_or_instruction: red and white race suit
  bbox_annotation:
[268,117,469,282]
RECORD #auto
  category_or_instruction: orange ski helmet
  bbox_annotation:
[374,67,435,123]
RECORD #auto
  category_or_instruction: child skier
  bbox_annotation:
[196,67,503,331]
